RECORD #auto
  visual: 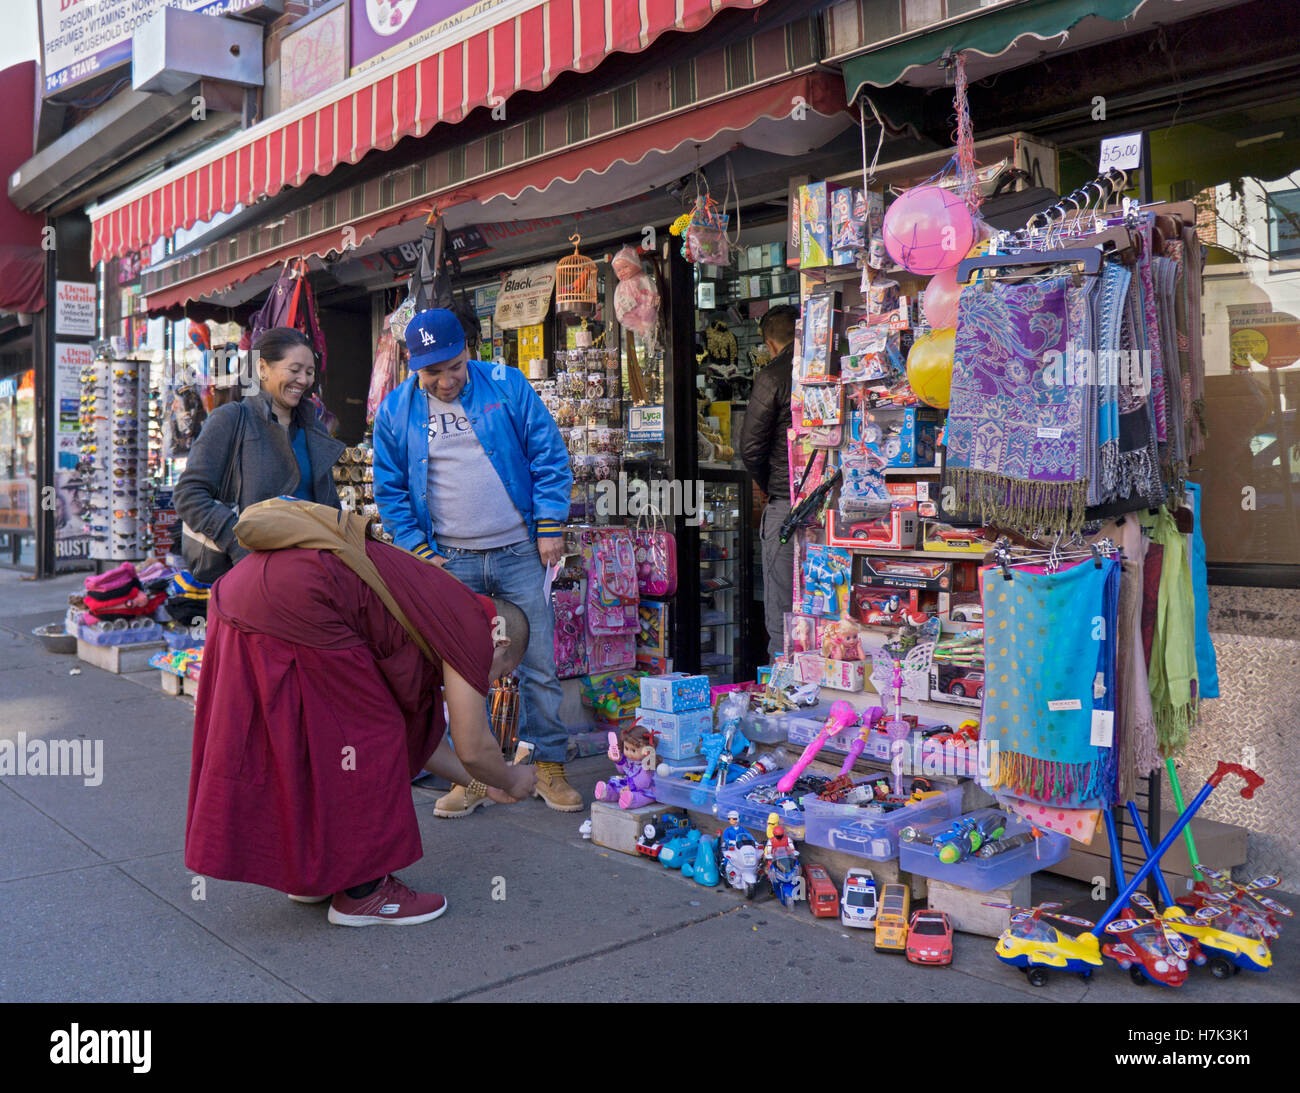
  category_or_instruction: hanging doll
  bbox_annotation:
[594,730,657,809]
[612,245,660,349]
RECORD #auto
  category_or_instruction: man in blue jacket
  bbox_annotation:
[373,309,580,816]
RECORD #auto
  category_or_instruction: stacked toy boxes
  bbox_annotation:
[637,674,713,760]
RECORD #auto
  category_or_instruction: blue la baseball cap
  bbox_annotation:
[405,308,466,369]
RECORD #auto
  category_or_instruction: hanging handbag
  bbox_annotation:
[633,508,678,597]
[389,214,480,349]
[181,403,249,583]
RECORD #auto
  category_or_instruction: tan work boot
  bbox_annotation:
[533,761,584,812]
[433,779,493,818]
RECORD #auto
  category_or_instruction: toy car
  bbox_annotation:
[803,862,839,918]
[949,604,984,624]
[849,517,893,541]
[947,670,984,700]
[906,910,954,965]
[841,868,878,929]
[874,883,911,952]
[635,812,691,860]
[855,592,929,627]
[829,819,893,860]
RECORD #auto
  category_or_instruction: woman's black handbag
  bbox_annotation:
[390,215,480,350]
[181,403,248,583]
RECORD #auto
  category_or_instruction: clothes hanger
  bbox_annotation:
[957,245,1103,281]
[1139,200,1196,224]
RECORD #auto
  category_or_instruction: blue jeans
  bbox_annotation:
[442,540,568,763]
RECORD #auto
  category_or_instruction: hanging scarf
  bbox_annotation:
[981,557,1120,808]
[1093,261,1128,502]
[1139,505,1198,756]
[1184,482,1219,700]
[1135,215,1169,445]
[947,276,1090,531]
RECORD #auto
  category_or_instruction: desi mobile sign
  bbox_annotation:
[39,0,265,97]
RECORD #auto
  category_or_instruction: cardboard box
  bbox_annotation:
[856,406,941,468]
[638,673,711,712]
[827,507,919,551]
[857,555,954,591]
[798,181,831,268]
[636,706,714,760]
[929,662,985,707]
[922,521,995,554]
[589,800,671,855]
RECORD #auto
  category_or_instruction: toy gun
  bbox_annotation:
[780,467,843,544]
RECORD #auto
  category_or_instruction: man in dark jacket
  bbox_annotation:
[739,305,798,659]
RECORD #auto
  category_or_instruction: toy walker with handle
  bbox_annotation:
[776,700,857,794]
[1090,762,1264,939]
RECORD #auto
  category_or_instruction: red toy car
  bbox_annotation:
[855,592,928,627]
[947,670,984,700]
[906,910,954,965]
[1103,907,1201,987]
[803,863,839,918]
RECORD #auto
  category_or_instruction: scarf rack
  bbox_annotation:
[990,535,1120,581]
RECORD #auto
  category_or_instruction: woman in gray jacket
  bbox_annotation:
[174,327,344,572]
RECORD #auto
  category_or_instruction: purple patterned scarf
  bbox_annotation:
[947,276,1090,531]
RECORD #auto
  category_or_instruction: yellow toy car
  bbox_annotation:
[873,883,911,952]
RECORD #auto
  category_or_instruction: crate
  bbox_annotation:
[899,808,1070,892]
[76,637,167,675]
[589,799,671,855]
[801,778,964,861]
[927,876,1032,938]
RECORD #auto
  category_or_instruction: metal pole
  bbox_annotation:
[1127,799,1177,908]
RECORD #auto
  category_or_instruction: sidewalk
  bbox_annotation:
[2,568,1297,1003]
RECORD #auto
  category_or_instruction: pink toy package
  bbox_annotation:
[552,586,588,679]
[582,529,639,636]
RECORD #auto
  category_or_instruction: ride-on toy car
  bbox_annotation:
[874,883,911,953]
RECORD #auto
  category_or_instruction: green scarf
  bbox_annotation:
[1140,506,1198,756]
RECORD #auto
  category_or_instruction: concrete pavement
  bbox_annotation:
[2,567,1297,1003]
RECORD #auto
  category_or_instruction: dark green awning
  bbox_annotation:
[842,0,1150,98]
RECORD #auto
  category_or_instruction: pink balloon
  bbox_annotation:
[882,185,976,276]
[923,265,962,329]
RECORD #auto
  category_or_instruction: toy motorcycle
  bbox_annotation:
[718,833,761,899]
[768,851,803,908]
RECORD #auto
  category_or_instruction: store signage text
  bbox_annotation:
[494,262,556,329]
[54,281,96,337]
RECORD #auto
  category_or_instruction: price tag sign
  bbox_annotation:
[1099,132,1143,172]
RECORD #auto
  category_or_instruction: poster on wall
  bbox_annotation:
[280,3,349,111]
[54,343,93,565]
[350,0,512,75]
[494,263,556,330]
[38,1,266,97]
[54,281,96,337]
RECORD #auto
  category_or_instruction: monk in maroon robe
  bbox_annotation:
[185,500,535,926]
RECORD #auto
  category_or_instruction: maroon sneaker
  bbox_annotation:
[327,875,448,927]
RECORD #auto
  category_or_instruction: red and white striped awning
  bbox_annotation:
[90,0,766,266]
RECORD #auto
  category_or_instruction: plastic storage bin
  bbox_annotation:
[898,807,1070,891]
[743,702,834,746]
[163,629,205,651]
[715,769,819,839]
[652,770,724,813]
[79,622,162,646]
[800,776,963,861]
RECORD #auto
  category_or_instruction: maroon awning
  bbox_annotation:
[0,245,46,313]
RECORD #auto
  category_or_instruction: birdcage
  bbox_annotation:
[555,234,598,316]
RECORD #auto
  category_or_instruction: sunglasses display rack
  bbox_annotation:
[77,350,155,561]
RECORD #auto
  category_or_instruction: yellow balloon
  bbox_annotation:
[906,327,956,409]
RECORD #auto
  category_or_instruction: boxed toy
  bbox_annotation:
[830,186,864,265]
[800,544,852,618]
[794,654,866,692]
[800,380,843,428]
[928,632,985,708]
[800,291,839,378]
[826,506,919,551]
[856,405,940,468]
[783,612,823,658]
[635,706,714,760]
[850,586,925,627]
[921,520,994,554]
[857,554,955,592]
[798,182,831,268]
[639,672,711,712]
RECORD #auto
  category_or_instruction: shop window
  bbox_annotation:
[269,223,283,249]
[524,118,543,159]
[227,238,239,262]
[411,161,427,195]
[297,208,311,237]
[1267,188,1300,258]
[447,145,466,183]
[785,16,820,69]
[380,175,396,208]
[323,196,336,229]
[485,132,504,172]
[612,83,636,128]
[670,61,695,110]
[566,102,588,144]
[725,42,754,91]
[349,186,364,221]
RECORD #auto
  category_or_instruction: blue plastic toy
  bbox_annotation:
[682,835,720,887]
[659,827,701,870]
